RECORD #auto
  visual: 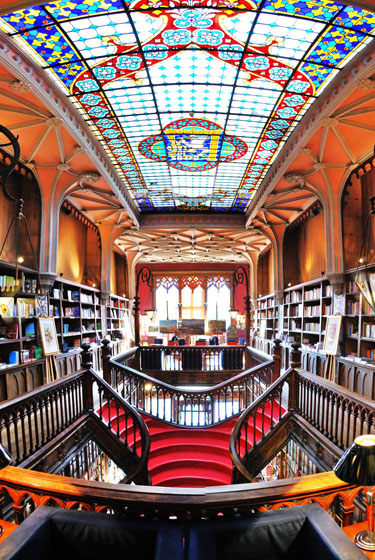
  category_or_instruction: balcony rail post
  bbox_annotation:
[290,341,301,368]
[288,342,301,411]
[101,339,113,385]
[272,338,281,382]
[81,343,93,412]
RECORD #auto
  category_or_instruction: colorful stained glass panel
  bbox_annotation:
[0,0,374,212]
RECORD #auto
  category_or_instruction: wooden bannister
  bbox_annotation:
[110,351,275,427]
[230,365,375,483]
[0,344,150,485]
[0,466,361,526]
[138,345,248,373]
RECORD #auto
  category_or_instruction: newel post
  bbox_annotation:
[272,338,281,382]
[288,341,301,411]
[101,338,112,385]
[290,341,301,368]
[81,343,93,411]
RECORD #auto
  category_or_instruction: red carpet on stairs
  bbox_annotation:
[100,401,283,488]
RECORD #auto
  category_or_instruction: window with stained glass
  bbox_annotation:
[207,277,231,326]
[155,277,179,320]
[1,1,373,214]
[181,285,205,320]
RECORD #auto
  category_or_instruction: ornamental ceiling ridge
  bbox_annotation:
[140,213,247,229]
[245,40,375,227]
[0,30,140,227]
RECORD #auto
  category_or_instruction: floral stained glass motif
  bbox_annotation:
[0,0,374,213]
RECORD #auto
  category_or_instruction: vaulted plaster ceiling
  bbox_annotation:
[0,0,374,265]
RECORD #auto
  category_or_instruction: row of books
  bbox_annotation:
[82,308,96,318]
[363,323,375,339]
[346,301,361,315]
[304,322,320,332]
[304,305,321,317]
[290,303,303,317]
[81,293,100,305]
[304,287,321,301]
[347,280,360,294]
[0,298,36,318]
[346,323,358,337]
[66,290,80,302]
[64,306,80,318]
[0,273,38,293]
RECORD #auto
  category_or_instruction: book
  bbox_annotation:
[6,323,18,339]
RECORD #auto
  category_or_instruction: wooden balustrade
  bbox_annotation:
[0,466,362,526]
[93,371,150,469]
[0,345,150,484]
[110,352,275,427]
[296,368,375,449]
[0,372,85,464]
[231,363,375,483]
[230,370,291,477]
[138,345,247,373]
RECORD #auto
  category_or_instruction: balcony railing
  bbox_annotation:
[0,345,150,484]
[0,466,360,526]
[138,345,247,372]
[230,346,375,482]
[107,347,276,427]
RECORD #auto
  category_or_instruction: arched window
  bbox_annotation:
[155,277,179,320]
[207,276,231,327]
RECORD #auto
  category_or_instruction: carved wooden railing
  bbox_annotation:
[107,349,275,427]
[0,466,362,526]
[230,355,375,482]
[0,345,150,484]
[0,371,85,465]
[296,368,375,449]
[138,345,247,372]
[230,370,291,481]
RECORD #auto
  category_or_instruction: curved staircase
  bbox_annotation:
[100,374,283,486]
[143,399,282,487]
[144,416,237,487]
[100,401,281,487]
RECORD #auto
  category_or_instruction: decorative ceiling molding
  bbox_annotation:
[0,30,140,227]
[140,214,246,229]
[246,40,375,227]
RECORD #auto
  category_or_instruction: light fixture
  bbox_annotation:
[288,282,292,287]
[134,266,153,346]
[355,196,375,311]
[144,383,152,391]
[0,443,12,537]
[334,434,375,550]
[17,256,24,264]
[92,283,96,288]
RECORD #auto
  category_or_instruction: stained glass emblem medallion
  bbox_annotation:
[0,0,374,212]
[139,118,248,172]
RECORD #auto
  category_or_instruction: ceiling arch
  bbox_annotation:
[0,0,374,266]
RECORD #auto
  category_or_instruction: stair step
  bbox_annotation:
[148,449,232,473]
[152,466,230,487]
[151,457,232,475]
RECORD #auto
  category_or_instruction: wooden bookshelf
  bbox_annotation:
[50,278,102,350]
[283,277,332,351]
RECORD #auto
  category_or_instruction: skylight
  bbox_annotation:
[1,0,374,213]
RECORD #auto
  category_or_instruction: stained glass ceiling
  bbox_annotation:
[0,1,374,213]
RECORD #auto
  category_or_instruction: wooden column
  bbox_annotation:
[272,338,281,382]
[81,343,93,412]
[101,338,112,385]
